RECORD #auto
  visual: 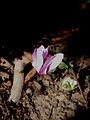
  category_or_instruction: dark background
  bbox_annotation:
[1,1,80,39]
[0,1,90,56]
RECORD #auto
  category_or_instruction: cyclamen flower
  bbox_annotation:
[32,45,64,75]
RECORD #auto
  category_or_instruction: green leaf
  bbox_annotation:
[61,76,78,91]
[58,62,68,70]
[86,75,90,81]
[86,0,90,3]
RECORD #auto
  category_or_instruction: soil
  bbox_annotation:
[0,30,90,120]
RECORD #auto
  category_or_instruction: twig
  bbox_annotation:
[22,51,37,84]
[51,28,79,44]
[8,59,25,103]
[52,34,72,44]
[4,52,36,89]
[72,72,87,108]
[25,68,36,84]
[50,28,79,37]
[49,106,54,120]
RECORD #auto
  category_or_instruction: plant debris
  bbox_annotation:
[61,76,78,91]
[0,27,90,120]
[8,59,25,103]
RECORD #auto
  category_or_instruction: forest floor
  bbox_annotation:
[0,28,90,120]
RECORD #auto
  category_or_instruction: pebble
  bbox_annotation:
[42,80,49,87]
[33,81,41,90]
[26,88,32,96]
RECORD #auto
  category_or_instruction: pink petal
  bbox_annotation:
[39,53,64,75]
[32,45,45,73]
[43,47,49,59]
[48,53,64,72]
[39,55,54,75]
[32,45,64,75]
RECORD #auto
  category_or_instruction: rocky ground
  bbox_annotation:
[0,29,90,120]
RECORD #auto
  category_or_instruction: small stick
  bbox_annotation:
[50,28,79,36]
[61,28,79,34]
[8,59,25,103]
[49,106,54,120]
[51,28,79,44]
[52,34,72,44]
[72,72,87,108]
[25,68,36,84]
[22,52,37,84]
[5,52,35,88]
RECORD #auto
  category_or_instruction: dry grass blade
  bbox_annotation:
[25,68,37,84]
[72,72,88,108]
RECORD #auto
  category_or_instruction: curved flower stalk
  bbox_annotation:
[32,45,64,75]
